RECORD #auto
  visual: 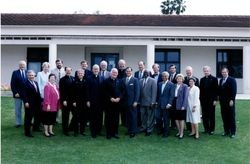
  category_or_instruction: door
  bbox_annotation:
[27,47,49,74]
[91,53,119,71]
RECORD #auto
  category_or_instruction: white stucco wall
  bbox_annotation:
[1,45,27,85]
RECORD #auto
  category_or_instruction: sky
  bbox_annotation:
[1,0,250,15]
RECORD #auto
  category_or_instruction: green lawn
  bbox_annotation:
[1,97,250,164]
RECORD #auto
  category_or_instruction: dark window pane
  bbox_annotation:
[155,52,165,62]
[167,52,179,62]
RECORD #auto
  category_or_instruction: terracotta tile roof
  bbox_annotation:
[1,13,250,27]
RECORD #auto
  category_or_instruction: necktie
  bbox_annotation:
[139,72,142,79]
[170,74,173,81]
[21,70,25,80]
[222,78,226,85]
[32,81,37,92]
[58,70,61,79]
[102,71,105,77]
[161,82,166,94]
[126,77,129,84]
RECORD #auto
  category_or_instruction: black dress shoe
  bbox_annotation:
[80,132,86,136]
[162,134,168,138]
[106,135,111,139]
[25,134,34,138]
[15,125,21,128]
[130,133,135,138]
[222,133,229,136]
[44,133,51,137]
[33,129,42,132]
[145,132,152,136]
[98,133,105,136]
[125,132,130,135]
[91,135,97,138]
[113,135,120,139]
[63,132,70,136]
[49,132,55,136]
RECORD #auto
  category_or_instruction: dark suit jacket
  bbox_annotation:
[168,73,177,84]
[87,74,104,107]
[72,78,89,103]
[103,77,125,105]
[118,69,126,80]
[59,75,75,104]
[175,84,188,110]
[123,77,140,106]
[183,76,200,87]
[22,80,41,108]
[151,73,163,84]
[134,70,145,80]
[219,76,237,104]
[10,69,27,98]
[74,69,92,79]
[157,81,175,109]
[200,75,218,103]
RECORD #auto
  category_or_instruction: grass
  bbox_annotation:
[1,97,250,164]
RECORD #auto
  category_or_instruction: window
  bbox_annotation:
[216,49,243,78]
[91,53,119,71]
[27,48,49,74]
[155,49,180,73]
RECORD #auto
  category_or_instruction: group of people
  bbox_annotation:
[10,58,237,139]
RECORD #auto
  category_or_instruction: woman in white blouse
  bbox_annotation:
[186,78,201,139]
[36,62,50,99]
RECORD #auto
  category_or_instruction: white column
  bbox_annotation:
[243,45,250,94]
[49,43,57,69]
[146,44,155,71]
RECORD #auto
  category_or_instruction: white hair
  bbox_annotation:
[162,71,169,77]
[185,66,193,71]
[203,65,211,71]
[111,68,118,73]
[100,60,107,66]
[42,62,50,68]
[118,59,126,65]
[19,60,26,65]
[27,70,36,75]
[92,64,100,70]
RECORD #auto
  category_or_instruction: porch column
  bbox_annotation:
[49,43,57,69]
[243,45,250,94]
[146,44,155,70]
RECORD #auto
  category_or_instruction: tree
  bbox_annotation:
[161,0,186,15]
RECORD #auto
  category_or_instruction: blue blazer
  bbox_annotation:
[157,81,175,109]
[151,73,163,84]
[175,84,189,110]
[123,77,140,106]
[10,69,27,98]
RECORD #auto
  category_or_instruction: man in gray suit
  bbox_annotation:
[139,70,157,136]
[156,71,175,137]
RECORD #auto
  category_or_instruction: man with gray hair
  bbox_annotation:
[99,60,110,79]
[156,71,175,137]
[200,66,218,135]
[22,70,42,137]
[11,60,28,128]
[183,66,199,87]
[103,68,125,139]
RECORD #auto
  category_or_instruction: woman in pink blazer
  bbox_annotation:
[42,74,60,137]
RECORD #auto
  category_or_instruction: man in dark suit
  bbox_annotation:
[74,60,92,79]
[156,71,175,137]
[22,70,42,137]
[72,69,89,137]
[200,66,218,135]
[10,60,27,128]
[123,67,140,138]
[219,68,237,138]
[183,66,199,87]
[168,64,178,129]
[151,63,162,84]
[87,64,105,138]
[103,68,125,139]
[59,67,75,136]
[134,61,146,80]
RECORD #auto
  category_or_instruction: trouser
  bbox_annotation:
[126,105,138,134]
[24,107,34,135]
[137,104,142,127]
[105,103,119,137]
[156,107,170,135]
[61,105,73,134]
[90,105,103,136]
[74,101,88,134]
[14,98,22,125]
[201,101,215,133]
[140,106,155,133]
[120,104,127,126]
[170,110,176,128]
[33,104,42,131]
[220,102,236,135]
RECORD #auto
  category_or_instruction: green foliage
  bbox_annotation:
[161,0,186,15]
[1,97,250,163]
